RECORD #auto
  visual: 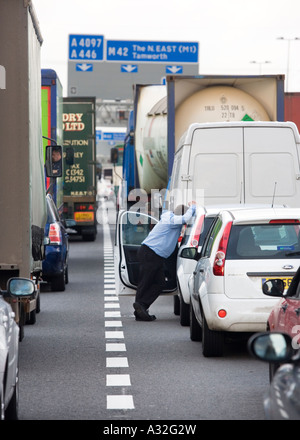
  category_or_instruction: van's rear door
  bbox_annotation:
[244,126,300,207]
[189,126,244,205]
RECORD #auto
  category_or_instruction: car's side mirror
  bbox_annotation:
[248,332,295,363]
[180,247,198,259]
[262,279,285,297]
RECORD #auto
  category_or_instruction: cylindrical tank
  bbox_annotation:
[135,85,167,193]
[175,86,270,148]
[138,85,271,192]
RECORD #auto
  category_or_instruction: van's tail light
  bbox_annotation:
[48,223,61,245]
[191,214,205,247]
[213,221,232,276]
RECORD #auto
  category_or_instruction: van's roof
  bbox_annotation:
[180,121,300,145]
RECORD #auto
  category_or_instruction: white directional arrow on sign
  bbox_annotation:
[121,65,138,73]
[166,66,183,74]
[76,63,93,71]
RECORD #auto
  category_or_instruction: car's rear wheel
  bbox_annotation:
[173,295,180,315]
[190,303,202,341]
[65,265,69,284]
[202,315,224,357]
[179,291,190,326]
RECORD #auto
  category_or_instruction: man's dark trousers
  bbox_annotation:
[135,244,165,309]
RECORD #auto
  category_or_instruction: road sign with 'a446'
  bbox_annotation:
[69,35,104,61]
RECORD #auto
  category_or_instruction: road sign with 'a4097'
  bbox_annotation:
[68,35,199,99]
[69,34,104,61]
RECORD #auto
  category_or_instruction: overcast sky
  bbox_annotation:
[33,0,300,95]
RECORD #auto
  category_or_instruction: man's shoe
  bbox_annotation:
[133,302,156,321]
[134,311,156,321]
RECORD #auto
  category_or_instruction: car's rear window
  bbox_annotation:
[227,223,300,259]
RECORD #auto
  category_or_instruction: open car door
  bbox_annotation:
[114,210,178,296]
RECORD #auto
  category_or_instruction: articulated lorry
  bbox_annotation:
[62,97,97,241]
[0,0,51,338]
[41,68,64,213]
[121,75,285,208]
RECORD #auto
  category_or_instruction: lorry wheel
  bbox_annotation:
[26,308,36,325]
[18,304,26,341]
[51,273,65,291]
[36,292,40,313]
[18,324,24,342]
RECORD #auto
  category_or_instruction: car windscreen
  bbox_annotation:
[226,223,300,259]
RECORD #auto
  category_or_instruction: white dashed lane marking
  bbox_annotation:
[102,206,135,411]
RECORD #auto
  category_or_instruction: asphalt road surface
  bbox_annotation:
[18,202,269,422]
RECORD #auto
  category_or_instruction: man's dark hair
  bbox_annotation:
[174,204,188,215]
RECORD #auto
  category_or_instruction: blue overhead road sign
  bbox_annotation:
[69,34,104,61]
[107,40,198,63]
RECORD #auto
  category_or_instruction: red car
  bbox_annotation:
[262,266,300,378]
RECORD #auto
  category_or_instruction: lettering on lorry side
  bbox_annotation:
[63,113,85,131]
[0,65,5,89]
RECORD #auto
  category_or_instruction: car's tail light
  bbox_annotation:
[213,221,232,276]
[191,214,205,247]
[48,223,61,245]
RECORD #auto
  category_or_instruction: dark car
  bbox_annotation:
[42,195,69,291]
[248,332,300,420]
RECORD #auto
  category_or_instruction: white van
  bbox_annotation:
[169,121,300,208]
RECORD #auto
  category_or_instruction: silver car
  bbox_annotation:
[0,278,35,420]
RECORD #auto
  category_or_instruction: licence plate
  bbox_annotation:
[74,212,94,222]
[261,277,293,290]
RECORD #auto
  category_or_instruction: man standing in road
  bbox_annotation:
[133,202,196,321]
